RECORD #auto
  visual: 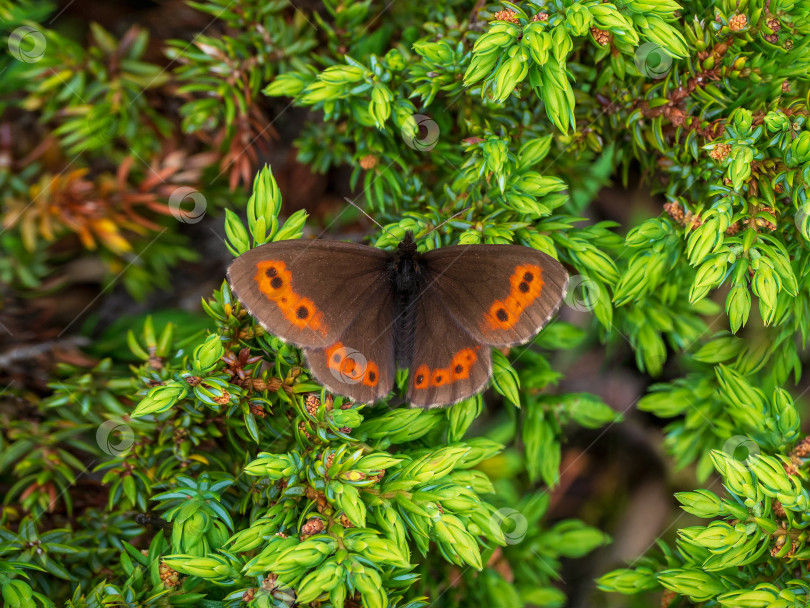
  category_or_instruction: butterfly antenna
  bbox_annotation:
[424,207,471,237]
[344,198,400,241]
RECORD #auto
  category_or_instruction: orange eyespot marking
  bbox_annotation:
[286,296,326,332]
[325,342,346,371]
[362,361,380,387]
[431,368,450,387]
[413,365,430,390]
[256,261,293,300]
[453,347,478,365]
[450,348,477,381]
[509,264,544,307]
[326,343,368,382]
[451,362,469,381]
[255,261,328,336]
[339,354,365,381]
[341,357,356,375]
[486,298,520,330]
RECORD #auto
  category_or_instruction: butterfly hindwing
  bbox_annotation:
[227,240,391,348]
[304,275,397,404]
[420,244,568,347]
[406,286,492,408]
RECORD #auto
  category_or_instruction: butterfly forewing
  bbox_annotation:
[420,245,569,347]
[227,240,391,348]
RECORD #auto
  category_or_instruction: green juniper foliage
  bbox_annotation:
[1,0,810,606]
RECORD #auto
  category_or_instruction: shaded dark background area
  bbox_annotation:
[7,2,804,607]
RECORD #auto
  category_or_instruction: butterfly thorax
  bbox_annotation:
[391,231,421,293]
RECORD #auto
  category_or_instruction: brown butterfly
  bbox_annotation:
[227,232,568,408]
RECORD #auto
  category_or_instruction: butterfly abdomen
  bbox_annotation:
[389,250,422,367]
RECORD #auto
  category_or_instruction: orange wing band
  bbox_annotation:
[324,341,379,387]
[255,261,328,336]
[412,347,479,390]
[484,264,544,331]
